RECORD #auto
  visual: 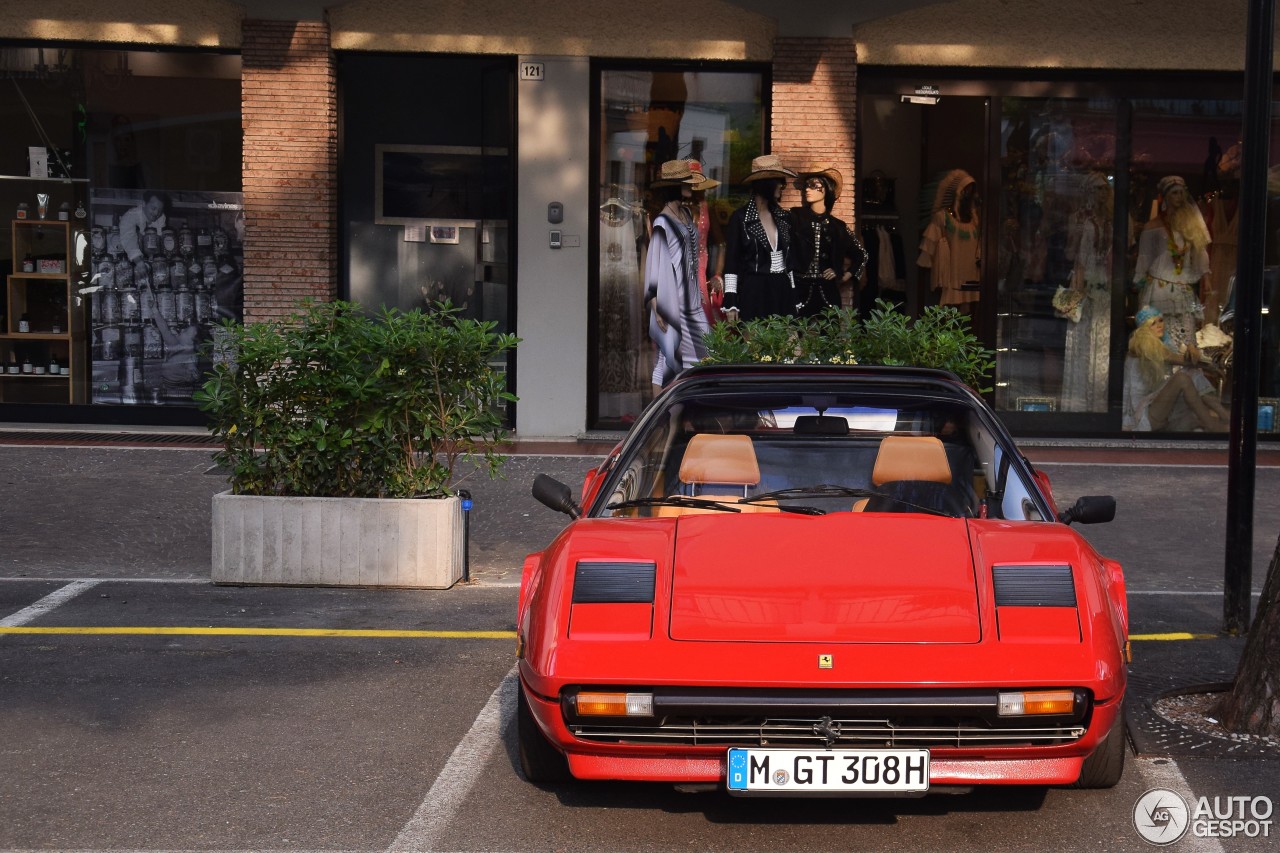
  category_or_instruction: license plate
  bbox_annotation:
[726,748,929,795]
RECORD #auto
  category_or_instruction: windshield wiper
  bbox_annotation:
[607,496,742,513]
[606,496,824,516]
[744,484,875,502]
[742,485,956,518]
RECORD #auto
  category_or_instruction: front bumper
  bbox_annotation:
[524,684,1123,786]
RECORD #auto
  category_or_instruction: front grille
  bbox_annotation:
[571,717,1086,748]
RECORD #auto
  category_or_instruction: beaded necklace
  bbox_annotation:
[944,209,982,269]
[1161,218,1187,275]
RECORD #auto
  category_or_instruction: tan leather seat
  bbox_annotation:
[657,434,777,516]
[858,435,966,516]
[870,435,953,487]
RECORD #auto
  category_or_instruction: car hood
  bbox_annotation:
[668,513,981,643]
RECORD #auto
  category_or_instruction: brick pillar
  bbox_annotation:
[771,37,858,225]
[241,20,338,321]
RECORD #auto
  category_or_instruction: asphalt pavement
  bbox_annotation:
[2,432,1279,851]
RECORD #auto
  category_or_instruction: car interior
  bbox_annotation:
[600,389,1049,522]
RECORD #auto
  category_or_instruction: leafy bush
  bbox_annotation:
[701,300,995,391]
[195,300,519,498]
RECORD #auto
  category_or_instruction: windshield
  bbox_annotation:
[593,386,1047,521]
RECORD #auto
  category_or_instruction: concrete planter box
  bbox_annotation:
[212,491,464,588]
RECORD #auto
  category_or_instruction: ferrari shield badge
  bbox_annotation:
[818,654,833,669]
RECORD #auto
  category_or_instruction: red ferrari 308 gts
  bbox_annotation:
[518,365,1126,796]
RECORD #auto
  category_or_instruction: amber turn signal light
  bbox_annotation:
[998,690,1075,716]
[575,691,654,716]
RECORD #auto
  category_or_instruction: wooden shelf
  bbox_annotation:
[2,219,82,404]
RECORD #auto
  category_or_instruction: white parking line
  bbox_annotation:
[1135,756,1226,853]
[388,666,518,853]
[0,579,100,627]
[0,576,205,584]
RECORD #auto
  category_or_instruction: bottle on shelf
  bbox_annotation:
[21,354,33,374]
[106,226,123,257]
[18,314,30,334]
[176,278,195,325]
[115,254,134,289]
[142,225,161,257]
[143,319,164,360]
[49,354,59,375]
[6,351,18,374]
[22,252,34,273]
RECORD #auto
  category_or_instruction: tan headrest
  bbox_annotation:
[871,435,952,486]
[678,434,760,486]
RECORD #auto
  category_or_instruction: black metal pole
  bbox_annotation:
[1224,0,1275,634]
[458,489,473,584]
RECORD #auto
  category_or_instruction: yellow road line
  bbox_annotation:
[1129,632,1218,641]
[0,626,515,639]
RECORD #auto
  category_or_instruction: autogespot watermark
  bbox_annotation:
[1134,788,1274,845]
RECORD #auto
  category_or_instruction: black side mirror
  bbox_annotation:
[1061,495,1116,525]
[533,474,581,519]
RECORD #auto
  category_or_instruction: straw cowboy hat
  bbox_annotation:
[687,160,720,191]
[795,163,843,199]
[652,159,701,187]
[743,154,796,183]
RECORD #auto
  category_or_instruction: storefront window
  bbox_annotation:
[0,48,242,410]
[593,65,765,429]
[995,97,1119,416]
[863,73,1280,438]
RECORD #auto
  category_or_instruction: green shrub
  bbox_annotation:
[701,300,995,392]
[194,299,519,498]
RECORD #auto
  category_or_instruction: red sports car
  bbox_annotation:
[518,365,1126,795]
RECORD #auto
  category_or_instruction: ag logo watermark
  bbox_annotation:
[1134,788,1274,845]
[1134,788,1190,845]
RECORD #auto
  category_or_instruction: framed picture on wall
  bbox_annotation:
[1017,396,1057,413]
[374,143,506,226]
[429,225,459,244]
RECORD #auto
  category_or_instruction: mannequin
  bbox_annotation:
[1133,175,1210,350]
[1124,306,1227,432]
[790,164,867,318]
[644,159,707,390]
[687,160,726,325]
[1060,172,1114,412]
[1202,144,1240,325]
[723,154,798,322]
[918,169,982,314]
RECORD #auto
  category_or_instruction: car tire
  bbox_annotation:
[1072,702,1126,788]
[517,684,571,783]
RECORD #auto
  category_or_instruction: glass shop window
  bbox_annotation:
[995,97,1120,417]
[593,65,765,430]
[0,48,243,409]
[1121,99,1243,432]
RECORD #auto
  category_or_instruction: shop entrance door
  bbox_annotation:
[858,94,991,325]
[338,54,515,409]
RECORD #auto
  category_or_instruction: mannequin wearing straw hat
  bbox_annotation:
[686,160,726,325]
[644,159,708,389]
[790,164,867,318]
[723,154,798,322]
